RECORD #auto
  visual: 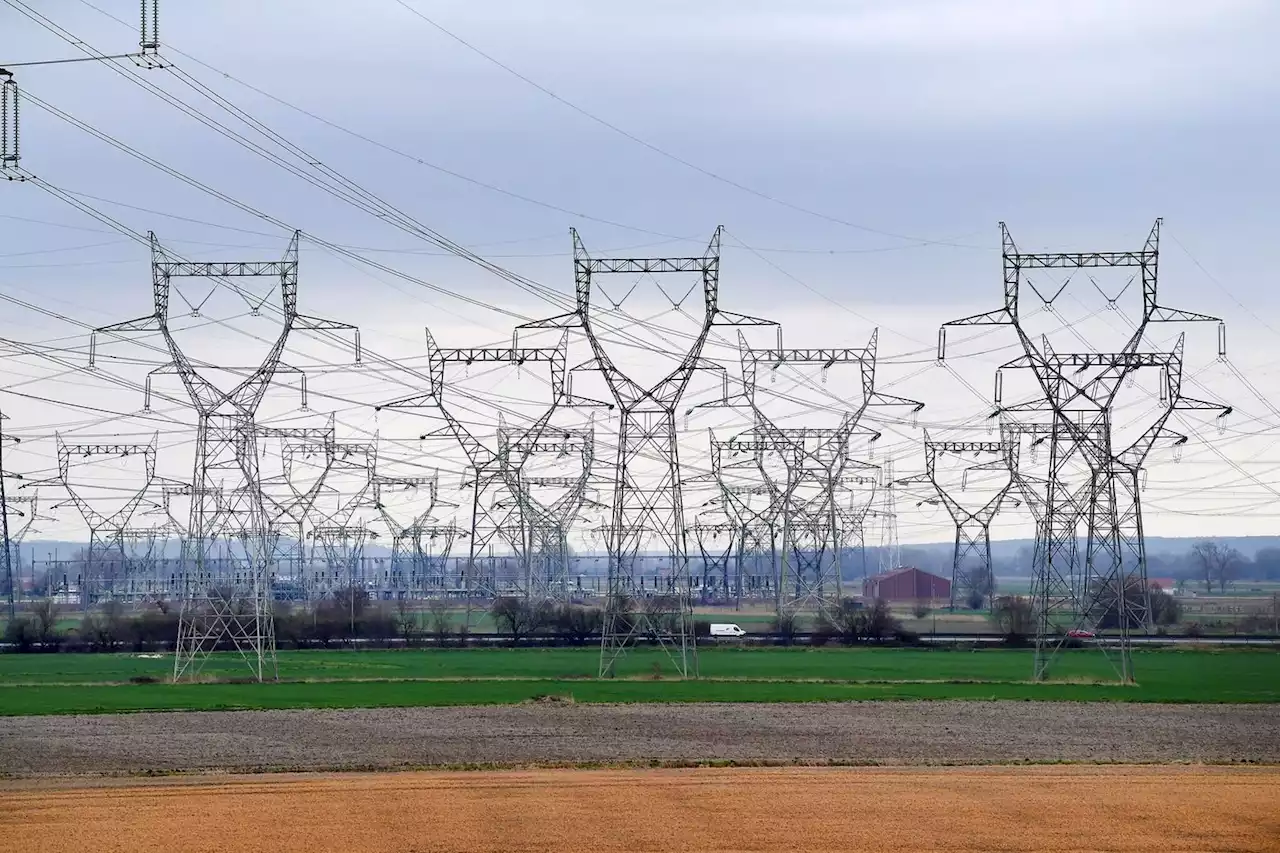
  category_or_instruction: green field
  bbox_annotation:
[0,646,1276,715]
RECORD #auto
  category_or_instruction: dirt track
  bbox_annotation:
[1,701,1277,777]
[2,766,1277,853]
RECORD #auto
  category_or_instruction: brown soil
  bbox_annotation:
[1,701,1276,778]
[1,766,1277,853]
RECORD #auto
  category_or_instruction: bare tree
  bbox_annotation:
[1191,541,1241,594]
[989,595,1034,639]
[551,603,602,645]
[772,609,799,645]
[393,597,418,644]
[491,596,549,644]
[30,598,59,643]
[425,598,454,644]
[819,598,899,644]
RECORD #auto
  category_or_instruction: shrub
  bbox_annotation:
[125,605,180,650]
[862,599,900,641]
[550,603,602,645]
[893,625,921,644]
[1150,586,1181,626]
[491,596,550,643]
[817,598,899,645]
[989,595,1034,641]
[272,602,310,649]
[425,598,454,645]
[3,614,40,652]
[81,601,126,652]
[772,610,799,646]
[30,599,61,645]
[393,598,418,644]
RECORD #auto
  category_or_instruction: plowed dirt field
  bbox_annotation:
[2,766,1276,853]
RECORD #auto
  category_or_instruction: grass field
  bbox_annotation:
[0,646,1276,714]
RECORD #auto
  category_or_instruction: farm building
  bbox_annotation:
[862,567,950,603]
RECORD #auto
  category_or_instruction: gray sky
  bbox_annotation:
[1,0,1278,544]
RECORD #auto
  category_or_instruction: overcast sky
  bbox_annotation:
[1,0,1278,543]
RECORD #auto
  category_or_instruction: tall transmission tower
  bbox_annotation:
[898,433,1014,610]
[519,228,775,678]
[940,220,1228,682]
[875,459,900,573]
[688,513,738,605]
[37,436,160,605]
[310,441,377,598]
[91,232,360,682]
[705,433,782,607]
[501,421,595,602]
[258,422,338,600]
[833,474,879,584]
[0,414,20,620]
[3,492,44,618]
[371,466,454,599]
[726,329,920,618]
[379,328,591,618]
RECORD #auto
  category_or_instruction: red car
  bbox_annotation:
[1067,629,1096,639]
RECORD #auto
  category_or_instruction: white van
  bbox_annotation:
[710,623,747,638]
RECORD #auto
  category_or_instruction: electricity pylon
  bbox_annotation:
[698,327,919,619]
[519,227,775,678]
[501,420,595,602]
[940,220,1228,682]
[258,421,338,600]
[898,433,1014,610]
[37,436,160,605]
[372,465,447,598]
[379,327,597,621]
[91,232,360,682]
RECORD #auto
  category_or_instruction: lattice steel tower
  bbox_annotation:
[39,435,160,604]
[899,433,1013,610]
[940,220,1227,681]
[92,232,359,681]
[520,228,773,677]
[380,327,592,616]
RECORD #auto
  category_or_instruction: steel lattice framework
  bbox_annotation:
[898,434,1013,610]
[380,326,597,620]
[258,421,338,601]
[941,220,1228,682]
[688,515,738,604]
[0,414,20,620]
[309,441,377,599]
[704,436,783,607]
[698,328,918,619]
[502,421,595,602]
[371,465,455,598]
[91,232,360,682]
[519,228,779,678]
[35,436,160,605]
